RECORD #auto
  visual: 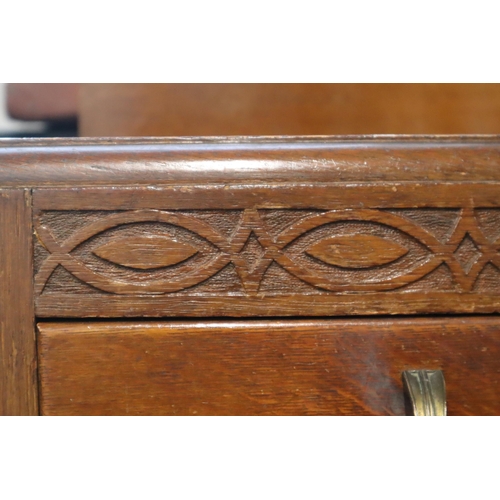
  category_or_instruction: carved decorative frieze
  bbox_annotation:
[34,207,500,297]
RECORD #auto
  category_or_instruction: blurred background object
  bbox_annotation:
[2,83,500,138]
[78,83,500,137]
[1,83,78,137]
[0,84,47,136]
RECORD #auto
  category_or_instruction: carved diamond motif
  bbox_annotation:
[453,234,482,274]
[239,232,266,273]
[232,231,272,293]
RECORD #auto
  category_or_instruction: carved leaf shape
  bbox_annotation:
[93,235,198,269]
[306,235,408,269]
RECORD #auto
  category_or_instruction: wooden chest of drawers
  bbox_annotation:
[2,136,500,415]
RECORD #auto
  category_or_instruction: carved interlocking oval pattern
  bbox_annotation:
[34,208,500,296]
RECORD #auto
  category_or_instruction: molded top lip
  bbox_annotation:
[1,134,500,150]
[0,135,499,188]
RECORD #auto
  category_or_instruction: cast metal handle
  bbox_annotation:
[402,370,446,416]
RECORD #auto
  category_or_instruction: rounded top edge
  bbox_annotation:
[1,134,500,149]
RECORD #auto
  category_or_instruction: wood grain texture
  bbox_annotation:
[32,183,500,211]
[33,206,500,317]
[0,136,497,417]
[12,136,498,318]
[79,84,500,136]
[93,235,198,270]
[305,234,409,268]
[0,190,37,415]
[1,136,500,188]
[37,318,500,416]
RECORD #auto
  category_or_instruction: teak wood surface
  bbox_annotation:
[0,136,500,415]
[0,190,37,415]
[37,318,500,416]
[23,137,500,318]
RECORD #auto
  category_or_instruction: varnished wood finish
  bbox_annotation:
[0,136,499,416]
[31,183,500,211]
[20,137,500,318]
[93,235,198,270]
[0,190,37,415]
[37,318,500,416]
[306,234,408,268]
[33,295,500,319]
[1,136,500,188]
[79,84,500,137]
[33,201,500,318]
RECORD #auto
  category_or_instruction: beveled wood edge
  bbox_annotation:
[2,134,500,147]
[35,315,500,333]
[1,136,500,188]
[35,293,500,318]
[33,182,500,210]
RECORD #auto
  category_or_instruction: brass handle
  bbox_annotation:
[402,370,446,416]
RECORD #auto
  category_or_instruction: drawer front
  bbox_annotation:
[37,318,500,415]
